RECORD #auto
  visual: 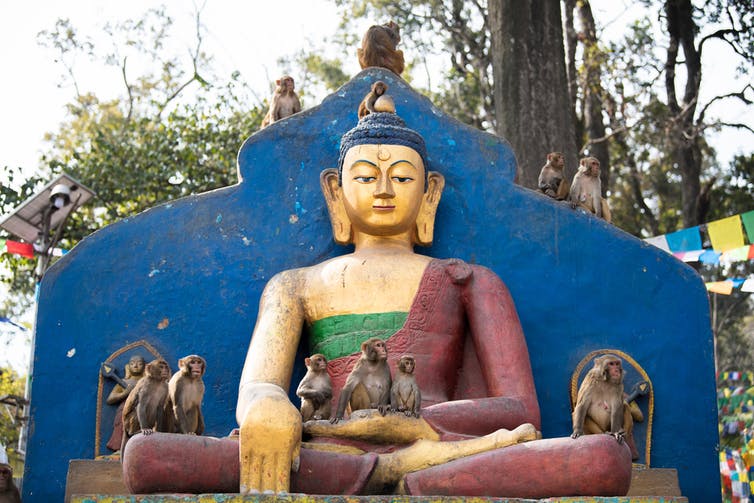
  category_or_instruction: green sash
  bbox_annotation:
[308,311,408,361]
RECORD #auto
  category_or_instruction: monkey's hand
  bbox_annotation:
[239,383,302,495]
[570,429,583,439]
[610,430,626,444]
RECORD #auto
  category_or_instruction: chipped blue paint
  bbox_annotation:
[216,214,223,224]
[26,69,718,502]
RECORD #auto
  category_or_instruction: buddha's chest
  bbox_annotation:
[303,256,429,321]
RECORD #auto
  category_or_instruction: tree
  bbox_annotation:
[490,0,578,187]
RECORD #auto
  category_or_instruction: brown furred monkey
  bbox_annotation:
[390,354,421,417]
[0,463,21,503]
[331,338,392,422]
[121,358,171,451]
[357,21,405,75]
[260,76,302,129]
[568,157,611,221]
[296,354,333,421]
[571,354,626,444]
[168,354,206,435]
[358,81,388,119]
[538,151,569,200]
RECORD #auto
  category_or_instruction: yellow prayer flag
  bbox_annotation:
[706,281,734,295]
[708,215,744,252]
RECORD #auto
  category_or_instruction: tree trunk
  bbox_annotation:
[489,0,578,188]
[577,1,610,195]
[664,0,704,227]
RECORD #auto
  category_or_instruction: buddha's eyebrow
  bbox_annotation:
[390,160,416,168]
[349,159,378,169]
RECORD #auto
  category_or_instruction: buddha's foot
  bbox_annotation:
[492,423,539,448]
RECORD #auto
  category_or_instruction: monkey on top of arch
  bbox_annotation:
[568,156,612,222]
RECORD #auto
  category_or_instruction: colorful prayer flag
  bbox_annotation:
[5,240,34,258]
[666,226,702,252]
[644,235,670,252]
[723,246,753,263]
[707,281,734,295]
[700,249,722,265]
[742,279,754,293]
[708,215,745,252]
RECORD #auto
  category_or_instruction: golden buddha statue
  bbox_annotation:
[235,101,631,496]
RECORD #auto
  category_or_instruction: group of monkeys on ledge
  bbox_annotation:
[538,152,612,222]
[104,354,207,454]
[299,343,648,462]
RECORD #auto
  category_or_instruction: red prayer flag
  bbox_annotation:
[5,240,35,258]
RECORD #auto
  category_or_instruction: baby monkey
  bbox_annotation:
[296,353,332,421]
[391,354,421,417]
[358,81,388,119]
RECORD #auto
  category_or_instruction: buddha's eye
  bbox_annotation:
[391,176,414,183]
[354,176,377,183]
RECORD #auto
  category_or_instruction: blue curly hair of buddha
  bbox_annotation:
[337,111,429,185]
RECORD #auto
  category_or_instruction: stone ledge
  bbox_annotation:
[71,495,689,503]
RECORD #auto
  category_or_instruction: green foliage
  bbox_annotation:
[0,367,26,459]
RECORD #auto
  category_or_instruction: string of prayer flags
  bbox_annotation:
[666,226,702,251]
[724,246,754,263]
[0,316,28,331]
[709,215,746,252]
[700,249,722,265]
[743,279,754,293]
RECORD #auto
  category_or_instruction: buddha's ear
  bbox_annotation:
[414,171,445,246]
[320,168,353,245]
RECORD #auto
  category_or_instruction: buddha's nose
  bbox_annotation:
[373,177,395,198]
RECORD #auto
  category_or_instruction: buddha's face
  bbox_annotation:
[341,144,425,237]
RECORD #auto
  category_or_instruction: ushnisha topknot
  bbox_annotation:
[337,110,429,185]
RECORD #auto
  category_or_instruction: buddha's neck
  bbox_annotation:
[352,232,415,256]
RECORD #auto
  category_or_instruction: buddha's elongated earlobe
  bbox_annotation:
[320,168,353,245]
[414,171,445,246]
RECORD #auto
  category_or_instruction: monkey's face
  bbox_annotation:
[604,359,623,383]
[0,465,10,490]
[374,82,386,95]
[187,358,205,377]
[551,154,564,169]
[371,340,388,360]
[588,160,600,177]
[313,355,327,371]
[400,356,415,374]
[156,360,170,381]
[147,361,164,379]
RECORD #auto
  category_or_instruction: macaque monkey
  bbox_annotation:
[296,353,333,421]
[358,81,388,119]
[331,338,392,422]
[568,157,611,222]
[0,463,21,503]
[538,151,569,200]
[357,21,405,75]
[571,354,626,444]
[168,354,206,435]
[260,75,302,129]
[121,358,171,451]
[390,354,421,417]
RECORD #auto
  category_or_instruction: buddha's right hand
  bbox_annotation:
[238,383,302,494]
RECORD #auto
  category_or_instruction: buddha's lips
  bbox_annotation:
[373,205,395,210]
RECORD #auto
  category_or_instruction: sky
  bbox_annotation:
[0,1,752,372]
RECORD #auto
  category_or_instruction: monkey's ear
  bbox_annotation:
[414,171,445,246]
[177,358,185,369]
[305,357,312,367]
[320,168,353,245]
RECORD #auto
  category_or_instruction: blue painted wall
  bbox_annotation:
[24,68,719,501]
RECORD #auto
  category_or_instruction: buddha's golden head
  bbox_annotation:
[321,95,445,247]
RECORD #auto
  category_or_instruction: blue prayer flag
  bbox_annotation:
[666,226,702,252]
